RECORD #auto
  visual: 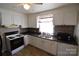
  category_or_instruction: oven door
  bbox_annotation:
[10,37,24,51]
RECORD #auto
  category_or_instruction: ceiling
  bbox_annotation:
[0,3,69,14]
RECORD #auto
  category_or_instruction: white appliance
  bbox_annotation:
[6,34,24,55]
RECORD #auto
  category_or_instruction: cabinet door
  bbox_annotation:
[29,36,40,47]
[57,42,77,56]
[64,10,77,25]
[29,36,36,46]
[2,12,13,26]
[24,35,29,46]
[32,36,40,48]
[29,36,57,55]
[40,39,57,55]
[40,39,50,51]
[29,36,32,44]
[48,41,57,55]
[35,37,42,49]
[53,10,64,25]
[14,14,27,28]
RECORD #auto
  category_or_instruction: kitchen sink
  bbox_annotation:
[38,34,53,40]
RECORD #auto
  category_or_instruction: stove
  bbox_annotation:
[5,31,24,55]
[6,34,24,40]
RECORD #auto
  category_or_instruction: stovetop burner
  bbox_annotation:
[8,37,15,39]
[6,34,24,40]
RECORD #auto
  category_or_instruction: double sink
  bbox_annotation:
[38,33,54,40]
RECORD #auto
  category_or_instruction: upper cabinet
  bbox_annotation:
[13,14,28,28]
[2,12,13,25]
[1,9,28,28]
[53,10,64,25]
[63,10,77,25]
[53,8,77,25]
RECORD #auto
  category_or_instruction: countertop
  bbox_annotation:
[22,32,78,46]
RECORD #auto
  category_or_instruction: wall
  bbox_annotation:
[0,8,28,28]
[27,4,78,28]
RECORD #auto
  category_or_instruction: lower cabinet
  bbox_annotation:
[29,36,57,55]
[29,36,38,46]
[57,42,77,56]
[28,35,77,56]
[47,41,57,55]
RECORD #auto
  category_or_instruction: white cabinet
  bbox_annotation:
[40,39,51,52]
[40,39,57,55]
[29,36,57,55]
[53,10,64,25]
[24,35,29,46]
[57,42,77,56]
[1,10,27,28]
[24,35,78,56]
[2,12,13,26]
[29,36,42,48]
[13,14,28,28]
[29,36,36,46]
[63,10,77,25]
[47,40,57,55]
[53,9,77,25]
[34,37,42,48]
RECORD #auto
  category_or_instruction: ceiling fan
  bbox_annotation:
[17,3,43,10]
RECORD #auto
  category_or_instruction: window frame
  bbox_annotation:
[37,14,54,35]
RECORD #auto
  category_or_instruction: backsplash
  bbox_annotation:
[20,26,75,35]
[20,28,28,34]
[54,25,75,35]
[20,28,40,34]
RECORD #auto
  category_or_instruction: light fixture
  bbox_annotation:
[23,4,31,10]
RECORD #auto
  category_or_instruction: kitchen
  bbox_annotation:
[0,3,79,56]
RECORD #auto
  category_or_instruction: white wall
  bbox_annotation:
[0,8,28,28]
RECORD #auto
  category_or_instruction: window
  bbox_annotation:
[37,14,54,35]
